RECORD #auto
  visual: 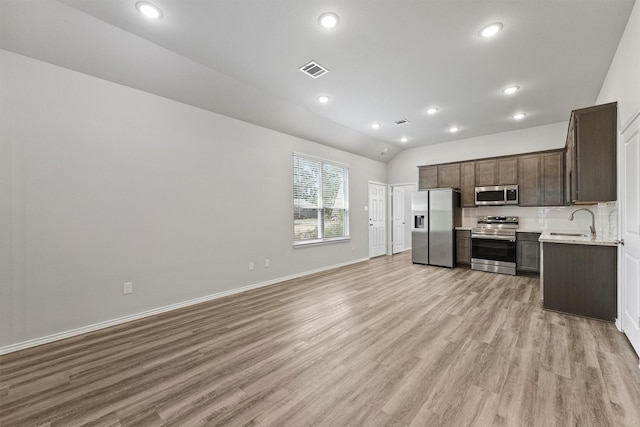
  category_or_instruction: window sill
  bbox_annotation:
[293,237,351,248]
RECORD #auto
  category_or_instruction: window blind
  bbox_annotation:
[293,154,349,244]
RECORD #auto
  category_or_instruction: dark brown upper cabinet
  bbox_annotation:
[460,162,476,207]
[475,156,518,186]
[518,150,564,207]
[518,154,542,206]
[565,102,617,204]
[418,149,562,207]
[418,163,460,190]
[497,157,518,185]
[418,165,438,189]
[475,159,496,186]
[437,163,461,189]
[540,151,564,206]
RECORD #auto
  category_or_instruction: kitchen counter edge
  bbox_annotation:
[538,231,618,247]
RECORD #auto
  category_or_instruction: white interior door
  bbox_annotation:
[392,187,405,254]
[369,183,386,258]
[621,112,640,362]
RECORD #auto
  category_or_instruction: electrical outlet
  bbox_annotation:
[265,258,270,268]
[249,261,254,271]
[123,282,133,295]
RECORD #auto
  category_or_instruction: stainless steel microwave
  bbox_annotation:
[475,185,518,206]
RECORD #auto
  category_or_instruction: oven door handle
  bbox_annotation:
[472,234,516,242]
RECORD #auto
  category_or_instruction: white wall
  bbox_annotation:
[0,50,386,349]
[387,122,568,184]
[596,0,640,126]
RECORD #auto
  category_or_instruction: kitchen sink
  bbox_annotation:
[549,232,588,237]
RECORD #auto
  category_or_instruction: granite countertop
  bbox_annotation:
[539,231,618,247]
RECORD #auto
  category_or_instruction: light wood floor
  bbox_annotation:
[2,251,640,427]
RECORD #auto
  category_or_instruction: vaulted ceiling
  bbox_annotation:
[0,0,635,161]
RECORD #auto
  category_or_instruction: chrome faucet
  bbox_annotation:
[569,208,596,239]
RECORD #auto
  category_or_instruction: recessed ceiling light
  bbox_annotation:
[372,123,380,129]
[319,12,339,29]
[136,1,163,19]
[502,85,520,95]
[513,112,527,120]
[317,95,330,104]
[426,107,439,115]
[401,137,408,143]
[479,22,503,38]
[449,126,460,133]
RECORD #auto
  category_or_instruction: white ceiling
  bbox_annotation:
[1,0,635,162]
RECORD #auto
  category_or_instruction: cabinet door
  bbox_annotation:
[418,166,437,189]
[543,243,616,321]
[565,115,576,205]
[497,156,518,185]
[438,163,461,189]
[574,103,617,203]
[475,159,496,186]
[518,154,541,206]
[516,233,541,273]
[460,162,476,207]
[456,230,471,265]
[541,151,564,206]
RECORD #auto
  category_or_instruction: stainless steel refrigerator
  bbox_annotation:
[411,188,461,267]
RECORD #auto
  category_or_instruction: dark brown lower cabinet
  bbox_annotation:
[516,232,541,274]
[542,243,617,321]
[456,230,471,266]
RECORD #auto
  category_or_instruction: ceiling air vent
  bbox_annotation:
[394,118,410,125]
[299,61,329,79]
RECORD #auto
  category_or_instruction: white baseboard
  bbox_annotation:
[0,257,369,355]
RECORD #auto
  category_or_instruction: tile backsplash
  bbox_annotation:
[462,202,618,239]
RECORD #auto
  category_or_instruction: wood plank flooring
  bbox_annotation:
[1,251,640,426]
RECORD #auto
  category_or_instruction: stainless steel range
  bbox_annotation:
[471,216,518,275]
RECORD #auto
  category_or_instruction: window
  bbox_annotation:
[293,153,349,245]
